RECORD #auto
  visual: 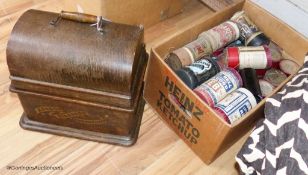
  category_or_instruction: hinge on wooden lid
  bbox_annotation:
[199,0,236,11]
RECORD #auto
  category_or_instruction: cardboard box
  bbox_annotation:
[63,0,183,28]
[143,0,308,164]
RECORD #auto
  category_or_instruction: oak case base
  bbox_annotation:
[19,97,146,146]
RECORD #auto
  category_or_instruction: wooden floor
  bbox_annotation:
[0,1,251,174]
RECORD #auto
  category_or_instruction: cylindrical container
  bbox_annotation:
[176,58,221,89]
[198,21,240,52]
[216,47,240,68]
[279,59,300,75]
[194,68,242,107]
[264,68,287,87]
[165,21,239,71]
[217,46,272,69]
[268,42,283,68]
[238,46,273,69]
[239,68,263,102]
[214,88,257,124]
[259,79,275,97]
[165,35,214,70]
[231,11,270,46]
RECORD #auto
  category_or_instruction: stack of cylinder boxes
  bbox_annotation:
[165,11,300,124]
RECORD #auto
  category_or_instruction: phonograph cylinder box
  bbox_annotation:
[6,9,148,146]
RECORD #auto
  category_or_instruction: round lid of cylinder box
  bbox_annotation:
[176,58,221,89]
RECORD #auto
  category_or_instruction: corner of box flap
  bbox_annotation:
[199,0,244,12]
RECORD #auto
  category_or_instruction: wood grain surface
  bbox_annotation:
[0,0,250,174]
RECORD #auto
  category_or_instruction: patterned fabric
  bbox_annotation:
[236,56,308,175]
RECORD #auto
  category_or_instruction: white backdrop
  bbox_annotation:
[252,0,308,39]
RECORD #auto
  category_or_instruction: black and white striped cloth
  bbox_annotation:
[236,56,308,175]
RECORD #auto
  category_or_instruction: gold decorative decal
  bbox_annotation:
[35,106,107,125]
